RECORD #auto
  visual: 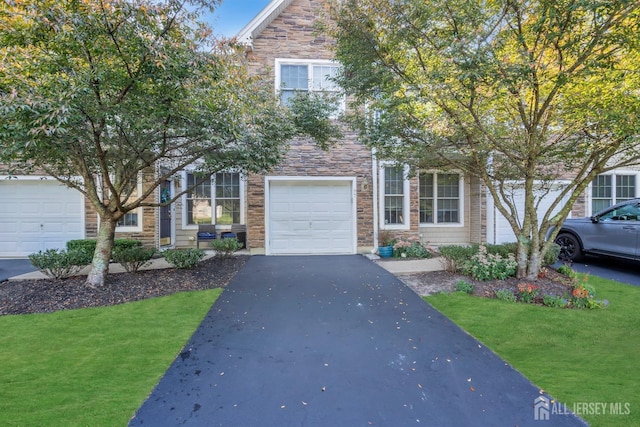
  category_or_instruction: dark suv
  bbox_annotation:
[554,198,640,262]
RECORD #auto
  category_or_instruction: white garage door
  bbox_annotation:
[491,182,568,244]
[268,180,356,255]
[0,180,84,257]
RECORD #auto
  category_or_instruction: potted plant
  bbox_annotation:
[378,230,395,258]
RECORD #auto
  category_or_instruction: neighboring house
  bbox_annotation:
[2,0,637,258]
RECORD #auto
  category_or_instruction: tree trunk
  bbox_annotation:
[85,219,117,288]
[526,249,542,281]
[516,238,529,279]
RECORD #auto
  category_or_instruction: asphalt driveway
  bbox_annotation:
[130,255,585,426]
[0,259,36,282]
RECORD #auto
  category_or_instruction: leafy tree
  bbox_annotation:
[328,0,640,279]
[0,0,338,287]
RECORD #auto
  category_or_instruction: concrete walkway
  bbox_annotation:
[374,257,444,274]
[3,253,443,281]
[130,255,586,427]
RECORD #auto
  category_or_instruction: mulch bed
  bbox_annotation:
[398,267,576,299]
[0,256,249,316]
[1,255,576,316]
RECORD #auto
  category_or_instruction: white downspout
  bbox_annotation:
[372,148,379,253]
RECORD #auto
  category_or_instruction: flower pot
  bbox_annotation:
[378,245,393,258]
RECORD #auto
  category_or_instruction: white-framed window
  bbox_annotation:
[183,171,244,227]
[214,172,241,225]
[116,175,143,232]
[591,173,638,213]
[419,172,464,226]
[379,163,410,230]
[275,58,344,112]
[185,173,212,225]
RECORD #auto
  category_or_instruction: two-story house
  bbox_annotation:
[2,0,638,258]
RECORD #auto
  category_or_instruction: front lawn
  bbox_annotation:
[426,276,640,427]
[0,289,222,426]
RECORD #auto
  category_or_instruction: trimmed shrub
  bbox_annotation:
[163,248,205,269]
[66,239,98,255]
[210,238,242,258]
[28,249,90,279]
[66,238,142,261]
[112,247,156,273]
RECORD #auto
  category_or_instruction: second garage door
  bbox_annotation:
[268,179,356,255]
[490,182,569,244]
[0,179,84,257]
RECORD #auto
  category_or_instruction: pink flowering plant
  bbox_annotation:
[393,237,433,259]
[462,245,517,280]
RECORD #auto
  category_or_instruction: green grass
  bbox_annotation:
[0,289,222,426]
[426,276,640,427]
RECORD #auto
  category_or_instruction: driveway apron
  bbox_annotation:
[130,255,585,426]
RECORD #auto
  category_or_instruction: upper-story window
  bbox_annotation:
[419,172,463,225]
[184,172,243,226]
[276,59,343,112]
[592,173,637,213]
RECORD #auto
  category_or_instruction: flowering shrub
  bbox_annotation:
[393,237,432,259]
[570,278,602,308]
[517,283,540,303]
[462,245,517,280]
[572,285,590,299]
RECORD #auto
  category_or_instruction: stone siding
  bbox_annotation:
[244,0,375,252]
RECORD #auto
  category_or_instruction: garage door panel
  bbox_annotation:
[311,202,331,212]
[268,180,355,255]
[0,181,84,257]
[493,183,567,244]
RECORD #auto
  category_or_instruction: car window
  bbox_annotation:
[599,203,640,221]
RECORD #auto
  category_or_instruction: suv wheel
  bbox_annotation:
[555,233,583,262]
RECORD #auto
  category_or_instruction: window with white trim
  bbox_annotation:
[116,175,142,231]
[380,164,410,229]
[591,173,637,213]
[215,172,241,225]
[184,172,243,226]
[276,59,343,111]
[186,173,212,225]
[419,172,462,224]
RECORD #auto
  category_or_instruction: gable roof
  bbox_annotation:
[237,0,295,47]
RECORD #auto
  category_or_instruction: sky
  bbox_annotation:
[206,0,273,37]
